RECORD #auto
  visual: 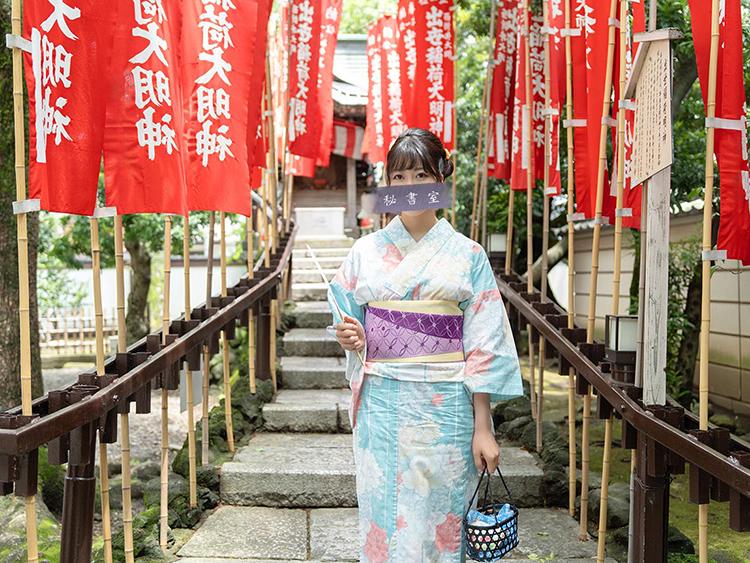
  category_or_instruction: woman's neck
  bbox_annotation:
[400,211,439,242]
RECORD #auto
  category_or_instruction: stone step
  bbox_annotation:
[288,302,333,329]
[177,506,612,562]
[280,356,347,388]
[263,389,351,433]
[220,433,356,508]
[293,256,346,270]
[282,328,343,357]
[291,282,328,302]
[294,236,354,249]
[293,247,351,259]
[220,433,544,509]
[292,268,339,284]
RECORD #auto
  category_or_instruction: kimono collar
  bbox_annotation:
[383,216,454,257]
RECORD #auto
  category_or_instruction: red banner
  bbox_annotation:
[103,0,187,215]
[397,0,417,129]
[487,0,519,180]
[691,0,750,263]
[411,0,455,150]
[246,0,274,178]
[544,0,566,196]
[509,19,531,192]
[570,0,593,217]
[288,0,323,159]
[24,0,115,215]
[182,0,259,216]
[529,14,545,184]
[364,21,386,163]
[316,0,343,166]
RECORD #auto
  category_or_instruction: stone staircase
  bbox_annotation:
[177,234,612,562]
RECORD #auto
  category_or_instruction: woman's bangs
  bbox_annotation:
[387,141,430,174]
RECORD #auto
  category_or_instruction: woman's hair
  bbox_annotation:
[385,128,454,184]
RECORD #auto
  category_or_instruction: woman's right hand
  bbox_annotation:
[335,315,365,352]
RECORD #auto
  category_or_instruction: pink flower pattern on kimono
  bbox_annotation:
[435,512,462,553]
[363,522,389,563]
[381,243,402,272]
[465,349,494,378]
[333,268,357,291]
[470,288,503,314]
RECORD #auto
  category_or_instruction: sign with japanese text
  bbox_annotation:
[24,0,116,215]
[373,182,450,213]
[103,0,187,215]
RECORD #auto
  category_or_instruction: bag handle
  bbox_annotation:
[464,463,514,522]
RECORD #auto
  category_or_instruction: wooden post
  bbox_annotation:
[580,0,618,540]
[219,212,235,453]
[471,27,492,241]
[202,212,215,466]
[160,216,172,552]
[346,158,357,234]
[247,212,257,394]
[562,0,578,518]
[10,0,39,558]
[90,216,112,563]
[114,215,135,563]
[504,190,515,274]
[183,216,198,508]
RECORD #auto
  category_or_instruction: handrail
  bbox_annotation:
[496,273,750,494]
[0,223,297,456]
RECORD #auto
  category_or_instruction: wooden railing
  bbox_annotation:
[496,271,750,560]
[0,222,296,562]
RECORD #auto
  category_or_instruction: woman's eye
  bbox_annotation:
[392,174,403,180]
[416,172,427,178]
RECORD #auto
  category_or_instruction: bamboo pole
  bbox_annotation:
[504,191,515,274]
[114,215,135,563]
[160,216,172,551]
[10,0,38,558]
[479,0,496,248]
[202,212,215,466]
[562,0,578,518]
[247,213,257,394]
[471,39,492,241]
[597,1,629,560]
[219,212,235,453]
[698,2,720,560]
[262,173,271,270]
[90,217,112,563]
[183,216,198,508]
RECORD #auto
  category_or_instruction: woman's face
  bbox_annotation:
[389,167,440,218]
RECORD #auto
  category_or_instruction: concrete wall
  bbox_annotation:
[569,213,750,417]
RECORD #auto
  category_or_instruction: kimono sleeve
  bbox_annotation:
[327,243,366,382]
[460,248,523,402]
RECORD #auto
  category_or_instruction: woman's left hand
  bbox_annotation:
[472,428,500,474]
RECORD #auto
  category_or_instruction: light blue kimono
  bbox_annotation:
[328,216,523,562]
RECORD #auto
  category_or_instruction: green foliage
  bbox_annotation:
[339,0,397,34]
[37,447,65,518]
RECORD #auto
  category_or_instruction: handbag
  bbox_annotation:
[463,465,519,561]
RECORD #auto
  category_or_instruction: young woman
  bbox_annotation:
[328,128,522,562]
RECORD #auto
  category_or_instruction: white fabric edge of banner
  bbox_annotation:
[542,108,559,117]
[594,216,610,226]
[602,116,617,127]
[92,207,117,219]
[563,119,587,128]
[705,117,745,131]
[615,208,633,217]
[608,18,621,28]
[544,187,558,196]
[566,212,586,222]
[619,99,637,110]
[12,199,41,214]
[702,249,728,262]
[560,28,582,37]
[5,34,32,52]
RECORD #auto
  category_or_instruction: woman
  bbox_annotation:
[328,128,523,562]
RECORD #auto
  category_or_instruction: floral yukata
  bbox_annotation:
[327,216,523,563]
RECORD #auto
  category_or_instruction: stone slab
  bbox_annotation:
[177,506,307,560]
[280,356,348,389]
[309,508,359,561]
[282,328,344,357]
[292,282,329,302]
[288,301,334,329]
[293,256,349,270]
[263,389,352,433]
[293,247,352,258]
[293,268,340,284]
[293,235,354,249]
[510,508,601,559]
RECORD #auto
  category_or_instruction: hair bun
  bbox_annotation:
[439,156,455,180]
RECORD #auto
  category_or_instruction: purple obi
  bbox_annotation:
[364,301,465,362]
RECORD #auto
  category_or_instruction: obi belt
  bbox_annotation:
[364,300,464,363]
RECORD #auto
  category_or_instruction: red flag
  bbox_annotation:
[397,0,417,128]
[287,153,316,178]
[410,0,455,150]
[509,21,532,191]
[316,0,343,166]
[103,0,188,216]
[529,14,546,183]
[246,0,274,175]
[570,1,593,217]
[691,0,750,263]
[488,0,519,180]
[24,0,116,215]
[364,21,386,163]
[182,0,259,216]
[544,0,566,196]
[288,0,323,159]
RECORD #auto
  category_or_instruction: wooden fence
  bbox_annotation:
[40,308,119,356]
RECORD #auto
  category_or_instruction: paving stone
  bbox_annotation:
[293,268,339,284]
[177,506,307,560]
[263,389,351,432]
[280,356,348,389]
[282,328,344,357]
[309,508,359,561]
[221,433,357,508]
[510,508,602,559]
[294,236,354,249]
[292,282,329,301]
[288,302,334,329]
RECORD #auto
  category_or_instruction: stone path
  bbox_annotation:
[177,233,611,562]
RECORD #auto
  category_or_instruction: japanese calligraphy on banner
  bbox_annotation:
[397,0,417,125]
[288,0,323,159]
[529,14,546,184]
[570,0,593,216]
[24,0,116,215]
[410,0,455,150]
[103,0,187,215]
[182,0,258,216]
[509,11,531,191]
[690,0,750,263]
[316,0,343,166]
[487,0,519,181]
[544,0,566,196]
[364,21,386,163]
